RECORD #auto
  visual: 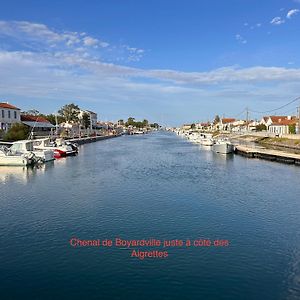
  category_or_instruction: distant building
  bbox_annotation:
[219,118,236,131]
[21,115,55,136]
[260,117,269,127]
[79,109,98,129]
[182,124,192,130]
[259,115,297,134]
[0,102,21,131]
[268,118,297,135]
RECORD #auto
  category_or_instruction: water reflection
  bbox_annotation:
[0,161,54,184]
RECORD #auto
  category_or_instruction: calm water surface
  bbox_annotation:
[1,132,300,299]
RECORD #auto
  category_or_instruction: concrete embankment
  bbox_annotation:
[235,145,300,166]
[69,134,121,145]
[257,137,300,151]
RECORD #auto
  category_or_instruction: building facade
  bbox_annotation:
[0,102,21,131]
[78,109,98,129]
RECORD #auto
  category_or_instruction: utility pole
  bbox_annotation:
[298,106,300,134]
[246,107,249,132]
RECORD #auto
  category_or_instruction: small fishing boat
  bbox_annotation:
[213,139,234,154]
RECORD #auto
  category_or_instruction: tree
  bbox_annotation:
[3,123,30,141]
[255,124,267,131]
[81,112,91,129]
[289,124,296,134]
[213,115,220,125]
[43,114,65,125]
[118,119,124,125]
[126,117,135,127]
[191,123,196,129]
[142,119,149,127]
[150,123,160,129]
[58,103,80,123]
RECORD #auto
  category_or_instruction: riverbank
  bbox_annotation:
[235,145,300,165]
[229,133,300,150]
[229,133,300,165]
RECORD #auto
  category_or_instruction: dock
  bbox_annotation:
[69,134,121,145]
[235,145,300,165]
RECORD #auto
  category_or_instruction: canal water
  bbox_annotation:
[1,132,300,300]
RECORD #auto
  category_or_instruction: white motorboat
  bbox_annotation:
[33,138,77,158]
[188,131,200,143]
[213,140,234,154]
[201,138,214,146]
[200,133,214,146]
[0,146,36,166]
[10,140,55,162]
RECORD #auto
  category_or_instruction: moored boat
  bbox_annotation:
[0,146,36,166]
[213,140,234,154]
[10,140,54,162]
[33,138,77,158]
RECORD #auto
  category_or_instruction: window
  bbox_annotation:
[14,111,17,119]
[1,110,4,118]
[8,111,11,118]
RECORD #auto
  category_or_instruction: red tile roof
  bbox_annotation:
[271,119,297,126]
[21,115,51,123]
[0,102,20,110]
[222,118,236,124]
[269,116,289,122]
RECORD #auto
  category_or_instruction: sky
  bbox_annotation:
[0,0,300,126]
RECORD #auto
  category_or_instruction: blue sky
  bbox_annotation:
[1,0,300,125]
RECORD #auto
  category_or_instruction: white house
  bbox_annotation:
[219,118,236,131]
[0,102,21,131]
[268,118,297,135]
[79,109,98,129]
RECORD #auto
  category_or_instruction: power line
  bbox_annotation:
[249,96,300,114]
[233,109,246,119]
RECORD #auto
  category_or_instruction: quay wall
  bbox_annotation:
[69,134,121,145]
[235,146,300,166]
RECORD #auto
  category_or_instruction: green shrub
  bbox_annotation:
[289,124,296,134]
[3,123,29,141]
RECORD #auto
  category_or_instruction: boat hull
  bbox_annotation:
[213,143,234,154]
[33,150,55,162]
[0,155,33,166]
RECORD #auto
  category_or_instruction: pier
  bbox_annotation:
[235,145,300,165]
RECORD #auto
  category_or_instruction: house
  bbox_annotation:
[0,102,21,131]
[266,116,295,128]
[260,117,269,127]
[21,115,55,136]
[268,118,297,135]
[196,122,210,130]
[231,119,246,132]
[219,118,236,131]
[79,109,98,129]
[182,124,192,130]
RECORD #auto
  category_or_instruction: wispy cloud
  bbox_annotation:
[0,20,144,62]
[235,34,247,44]
[287,9,300,19]
[270,17,285,25]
